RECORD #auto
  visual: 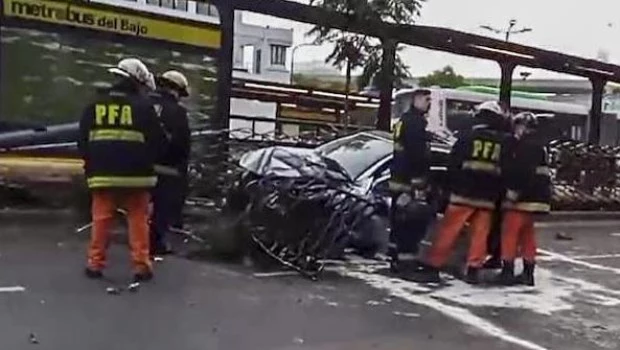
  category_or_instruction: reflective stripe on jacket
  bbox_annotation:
[448,124,512,209]
[78,82,166,190]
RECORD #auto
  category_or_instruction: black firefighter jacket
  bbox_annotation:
[448,124,512,210]
[503,133,552,214]
[78,82,166,189]
[389,108,431,194]
[152,91,191,177]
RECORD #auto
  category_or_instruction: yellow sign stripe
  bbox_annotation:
[0,157,84,180]
[3,0,221,49]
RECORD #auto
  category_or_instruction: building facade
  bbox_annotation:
[92,0,294,83]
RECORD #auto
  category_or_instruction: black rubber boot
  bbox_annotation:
[492,261,516,286]
[84,268,103,279]
[133,270,154,283]
[151,243,174,257]
[517,261,535,286]
[482,256,502,270]
[391,258,430,280]
[398,263,441,283]
[464,267,480,285]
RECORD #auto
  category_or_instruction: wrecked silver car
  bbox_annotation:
[225,129,454,279]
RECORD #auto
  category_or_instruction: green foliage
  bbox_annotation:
[307,0,425,90]
[419,66,466,88]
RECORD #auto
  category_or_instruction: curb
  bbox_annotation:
[0,208,76,222]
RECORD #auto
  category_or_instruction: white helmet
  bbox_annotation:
[159,70,190,97]
[476,101,505,116]
[513,112,538,129]
[108,58,156,91]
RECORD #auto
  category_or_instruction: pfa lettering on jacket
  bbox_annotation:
[472,140,501,161]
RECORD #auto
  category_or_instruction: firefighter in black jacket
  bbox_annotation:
[388,88,432,277]
[494,112,551,286]
[414,101,512,284]
[150,70,191,256]
[485,112,516,269]
[78,58,164,281]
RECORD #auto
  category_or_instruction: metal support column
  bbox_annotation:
[376,39,397,131]
[207,2,234,201]
[498,61,516,109]
[587,77,606,144]
[216,3,234,131]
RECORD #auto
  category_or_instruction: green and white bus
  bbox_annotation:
[391,86,612,143]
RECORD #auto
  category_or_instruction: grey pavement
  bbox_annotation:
[1,215,620,350]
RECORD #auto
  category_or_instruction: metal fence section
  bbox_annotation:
[549,139,620,210]
[4,120,620,212]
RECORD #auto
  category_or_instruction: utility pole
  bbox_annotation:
[480,19,532,42]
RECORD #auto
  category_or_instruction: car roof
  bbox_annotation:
[363,129,392,140]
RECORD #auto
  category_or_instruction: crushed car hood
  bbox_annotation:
[238,146,335,178]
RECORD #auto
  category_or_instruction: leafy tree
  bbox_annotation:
[418,66,466,88]
[307,0,425,94]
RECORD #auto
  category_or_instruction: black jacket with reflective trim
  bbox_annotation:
[78,82,166,189]
[152,91,191,176]
[503,133,552,213]
[390,108,431,193]
[448,124,512,209]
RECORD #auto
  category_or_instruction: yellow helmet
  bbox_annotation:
[159,70,190,97]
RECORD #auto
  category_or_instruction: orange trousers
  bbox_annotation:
[427,204,492,269]
[501,210,537,263]
[87,189,152,274]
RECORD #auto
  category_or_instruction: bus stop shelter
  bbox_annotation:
[210,0,620,144]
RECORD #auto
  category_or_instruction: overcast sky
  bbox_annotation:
[243,0,620,79]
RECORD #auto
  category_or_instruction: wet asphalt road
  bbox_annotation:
[1,214,620,350]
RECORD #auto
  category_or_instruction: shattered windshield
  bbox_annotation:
[316,133,392,180]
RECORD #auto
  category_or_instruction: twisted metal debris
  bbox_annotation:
[185,123,369,208]
[222,149,388,280]
[548,139,620,210]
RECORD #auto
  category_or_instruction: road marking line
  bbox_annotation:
[342,269,549,350]
[0,286,26,293]
[610,233,620,237]
[566,253,620,260]
[253,271,298,278]
[539,254,620,261]
[535,221,620,229]
[538,248,620,275]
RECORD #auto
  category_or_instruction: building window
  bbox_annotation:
[145,0,188,10]
[175,0,188,10]
[255,49,262,74]
[270,45,287,66]
[160,0,174,9]
[196,2,219,17]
